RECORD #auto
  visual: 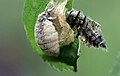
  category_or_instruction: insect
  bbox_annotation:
[34,11,60,57]
[66,9,106,48]
[34,0,74,56]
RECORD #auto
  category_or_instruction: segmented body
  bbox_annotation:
[34,0,75,56]
[66,9,106,48]
[34,12,59,56]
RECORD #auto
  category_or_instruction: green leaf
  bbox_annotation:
[109,51,120,76]
[23,0,79,72]
[42,38,79,72]
[66,0,73,11]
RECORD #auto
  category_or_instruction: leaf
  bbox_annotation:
[109,51,120,76]
[42,38,79,72]
[23,0,79,72]
[66,0,73,11]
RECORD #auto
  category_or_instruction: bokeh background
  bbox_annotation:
[0,0,120,76]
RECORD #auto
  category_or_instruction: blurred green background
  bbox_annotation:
[0,0,120,76]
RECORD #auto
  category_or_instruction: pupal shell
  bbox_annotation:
[66,9,106,48]
[34,0,74,56]
[34,12,59,57]
[47,0,74,46]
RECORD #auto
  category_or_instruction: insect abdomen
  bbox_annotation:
[34,12,60,56]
